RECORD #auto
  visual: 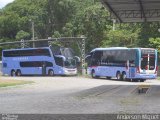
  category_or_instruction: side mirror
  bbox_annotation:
[74,56,80,63]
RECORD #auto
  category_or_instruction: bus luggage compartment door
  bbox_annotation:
[129,68,136,78]
[42,62,46,76]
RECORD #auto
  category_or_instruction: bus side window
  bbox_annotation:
[91,58,98,66]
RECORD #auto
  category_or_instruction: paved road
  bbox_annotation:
[0,76,160,113]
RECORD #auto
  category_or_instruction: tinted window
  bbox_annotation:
[141,53,155,70]
[54,57,63,67]
[61,48,74,58]
[3,49,51,57]
[50,46,61,55]
[90,49,136,67]
[20,61,53,67]
[91,51,102,66]
[141,49,156,70]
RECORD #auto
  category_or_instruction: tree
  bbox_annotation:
[16,30,30,40]
[149,37,160,52]
[102,29,139,47]
[71,1,111,52]
[138,22,160,47]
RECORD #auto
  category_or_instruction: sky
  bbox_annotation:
[0,0,14,8]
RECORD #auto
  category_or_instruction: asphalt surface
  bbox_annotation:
[0,76,160,114]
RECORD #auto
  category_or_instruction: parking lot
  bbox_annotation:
[0,76,160,114]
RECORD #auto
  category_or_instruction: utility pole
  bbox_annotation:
[29,19,35,48]
[31,21,35,48]
[81,36,86,75]
[112,19,116,31]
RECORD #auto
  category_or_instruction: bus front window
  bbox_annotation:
[64,58,76,68]
[54,56,64,67]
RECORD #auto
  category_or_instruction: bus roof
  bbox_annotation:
[2,47,50,51]
[91,47,128,52]
[90,47,156,53]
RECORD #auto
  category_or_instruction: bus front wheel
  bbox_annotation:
[48,70,54,76]
[11,70,16,76]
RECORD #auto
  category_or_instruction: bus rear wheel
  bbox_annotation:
[11,70,16,76]
[48,70,54,76]
[16,70,21,76]
[122,72,126,81]
[116,72,121,80]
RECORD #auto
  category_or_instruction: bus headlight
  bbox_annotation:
[64,69,68,73]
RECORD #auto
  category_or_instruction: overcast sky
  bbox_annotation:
[0,0,14,8]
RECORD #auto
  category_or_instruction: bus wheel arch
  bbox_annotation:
[16,69,21,76]
[48,69,54,76]
[11,69,16,76]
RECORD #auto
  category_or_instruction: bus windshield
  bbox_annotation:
[141,49,155,70]
[64,58,76,68]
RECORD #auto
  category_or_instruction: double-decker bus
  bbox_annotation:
[86,47,158,82]
[2,46,79,76]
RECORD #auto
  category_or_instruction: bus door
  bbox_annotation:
[127,60,136,78]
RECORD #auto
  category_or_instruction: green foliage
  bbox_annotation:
[149,38,160,52]
[71,2,111,52]
[0,0,160,55]
[16,30,30,40]
[52,31,61,38]
[138,23,160,47]
[102,29,139,47]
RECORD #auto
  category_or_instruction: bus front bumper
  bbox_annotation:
[64,68,77,75]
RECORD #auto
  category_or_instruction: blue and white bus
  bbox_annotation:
[2,46,79,76]
[86,47,158,82]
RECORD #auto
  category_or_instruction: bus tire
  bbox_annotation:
[11,70,16,76]
[122,72,126,81]
[106,77,111,80]
[116,72,121,80]
[48,70,54,76]
[16,70,21,76]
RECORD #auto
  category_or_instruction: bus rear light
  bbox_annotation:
[136,67,140,73]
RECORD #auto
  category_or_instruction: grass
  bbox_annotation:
[0,80,33,88]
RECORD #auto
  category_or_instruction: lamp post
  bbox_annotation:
[29,19,35,48]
